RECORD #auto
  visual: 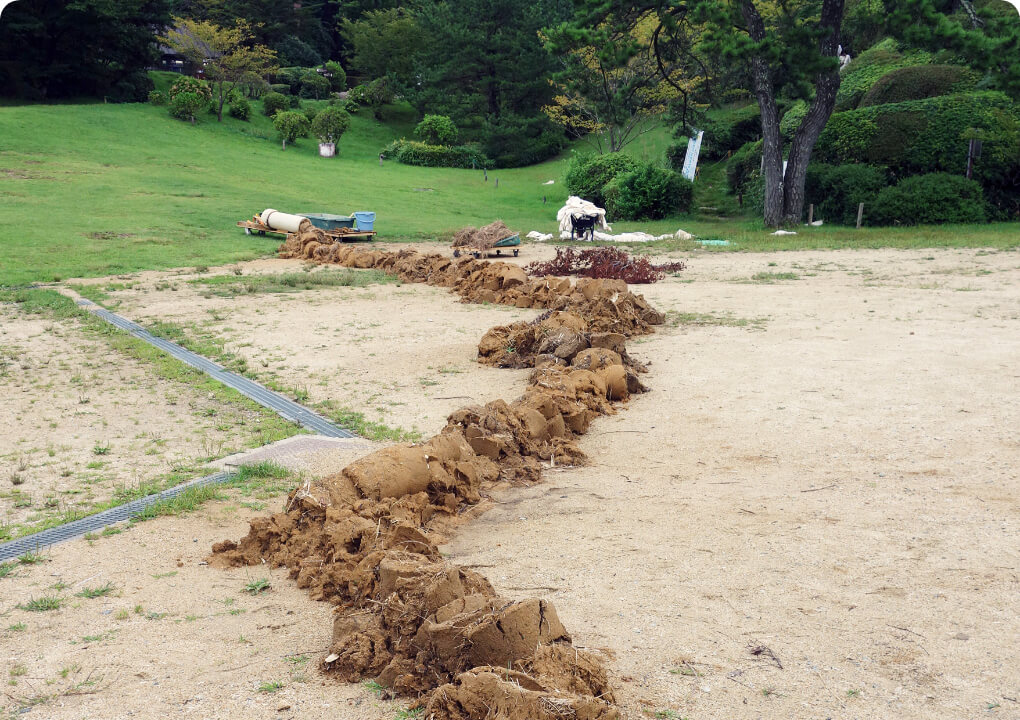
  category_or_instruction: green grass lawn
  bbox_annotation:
[0,99,1016,286]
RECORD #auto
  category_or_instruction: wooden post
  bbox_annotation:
[856,202,864,229]
[808,204,814,224]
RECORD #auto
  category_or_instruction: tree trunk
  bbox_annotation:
[781,0,846,225]
[741,1,784,227]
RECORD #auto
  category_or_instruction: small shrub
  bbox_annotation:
[664,138,689,171]
[701,104,761,159]
[805,163,887,225]
[273,111,310,149]
[148,90,167,106]
[726,140,763,195]
[414,114,458,145]
[324,61,346,92]
[302,105,319,123]
[868,173,987,225]
[289,94,302,109]
[169,92,206,123]
[299,71,331,99]
[603,164,694,220]
[311,107,352,146]
[564,153,639,208]
[262,92,290,117]
[168,76,211,104]
[860,64,979,107]
[228,95,251,121]
[525,247,686,284]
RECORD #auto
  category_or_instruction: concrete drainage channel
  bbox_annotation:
[0,298,356,561]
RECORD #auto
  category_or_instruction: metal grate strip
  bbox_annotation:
[0,471,234,562]
[77,300,355,438]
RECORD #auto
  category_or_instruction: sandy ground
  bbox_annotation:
[95,254,535,439]
[4,244,1017,719]
[0,306,296,538]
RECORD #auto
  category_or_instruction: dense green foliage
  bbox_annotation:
[341,9,422,85]
[780,102,809,140]
[310,107,352,145]
[169,92,207,122]
[860,65,979,107]
[869,173,987,225]
[835,39,933,111]
[300,72,331,99]
[603,165,694,220]
[564,153,639,207]
[324,61,347,92]
[726,141,763,196]
[169,76,211,104]
[805,163,888,225]
[816,92,1020,217]
[0,0,170,101]
[701,104,762,160]
[273,110,310,147]
[414,115,459,146]
[383,139,491,168]
[664,139,689,171]
[228,95,252,121]
[262,92,290,116]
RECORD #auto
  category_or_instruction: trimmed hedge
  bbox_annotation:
[603,164,694,220]
[262,92,290,117]
[701,104,761,160]
[860,65,979,107]
[564,153,639,208]
[383,139,491,169]
[868,173,987,225]
[835,38,932,111]
[805,163,888,225]
[815,91,1020,217]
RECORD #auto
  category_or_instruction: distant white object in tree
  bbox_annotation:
[681,130,704,181]
[838,44,853,70]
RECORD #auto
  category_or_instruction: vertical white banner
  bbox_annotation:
[681,130,703,182]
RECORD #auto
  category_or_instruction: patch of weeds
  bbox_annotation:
[669,665,700,677]
[8,623,27,631]
[100,526,122,537]
[0,561,17,579]
[761,687,778,698]
[10,664,27,678]
[747,271,799,283]
[285,654,310,665]
[664,310,767,330]
[318,401,421,443]
[189,268,396,297]
[92,443,111,456]
[18,551,46,565]
[152,571,178,579]
[648,711,686,720]
[244,577,271,596]
[847,688,860,697]
[18,595,64,612]
[59,664,80,679]
[363,680,387,697]
[50,580,69,591]
[257,680,284,693]
[114,609,129,620]
[395,709,425,719]
[76,582,116,599]
[131,484,225,522]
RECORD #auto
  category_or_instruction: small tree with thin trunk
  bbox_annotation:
[161,18,278,123]
[274,111,309,150]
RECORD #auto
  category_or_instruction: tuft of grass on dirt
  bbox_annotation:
[190,268,397,297]
[747,271,800,283]
[76,582,116,599]
[665,310,768,330]
[244,577,272,596]
[257,680,284,693]
[18,595,64,612]
[17,551,46,565]
[130,484,225,522]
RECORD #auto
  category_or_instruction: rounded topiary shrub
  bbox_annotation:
[148,90,167,106]
[262,92,290,117]
[273,110,311,149]
[804,163,888,225]
[564,153,639,208]
[311,106,352,146]
[228,95,251,121]
[603,164,694,220]
[324,61,347,92]
[168,76,211,104]
[414,115,458,146]
[300,72,331,99]
[859,65,978,108]
[868,173,986,225]
[169,91,207,123]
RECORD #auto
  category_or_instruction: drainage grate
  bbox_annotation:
[0,471,234,562]
[77,300,355,438]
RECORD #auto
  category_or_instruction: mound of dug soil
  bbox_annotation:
[212,236,668,717]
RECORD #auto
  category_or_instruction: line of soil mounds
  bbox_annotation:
[210,229,669,718]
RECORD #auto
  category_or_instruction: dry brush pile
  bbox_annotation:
[211,227,670,719]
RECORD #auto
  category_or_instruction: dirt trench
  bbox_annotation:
[211,231,668,718]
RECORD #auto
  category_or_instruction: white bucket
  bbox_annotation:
[319,142,335,158]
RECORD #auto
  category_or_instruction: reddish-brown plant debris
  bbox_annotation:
[525,246,686,284]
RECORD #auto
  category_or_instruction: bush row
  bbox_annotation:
[382,139,491,168]
[565,153,693,220]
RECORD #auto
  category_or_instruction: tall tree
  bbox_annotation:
[554,0,1019,226]
[340,8,422,84]
[161,17,278,121]
[0,0,172,101]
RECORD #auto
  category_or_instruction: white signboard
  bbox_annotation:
[681,130,704,182]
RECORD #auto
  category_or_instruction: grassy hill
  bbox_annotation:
[0,100,1016,286]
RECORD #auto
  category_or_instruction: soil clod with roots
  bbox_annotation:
[212,231,671,718]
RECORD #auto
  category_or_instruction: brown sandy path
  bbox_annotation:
[443,247,1020,719]
[0,442,421,720]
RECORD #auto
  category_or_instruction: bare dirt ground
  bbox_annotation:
[0,306,295,538]
[4,244,1017,719]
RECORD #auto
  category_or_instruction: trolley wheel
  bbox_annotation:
[513,249,519,257]
[472,251,481,259]
[244,227,252,235]
[453,249,461,258]
[495,249,502,256]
